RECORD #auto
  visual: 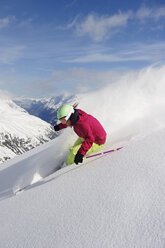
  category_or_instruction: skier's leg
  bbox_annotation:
[66,138,103,165]
[73,137,84,146]
[86,143,103,155]
[66,138,83,165]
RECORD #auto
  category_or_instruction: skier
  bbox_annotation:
[54,104,107,165]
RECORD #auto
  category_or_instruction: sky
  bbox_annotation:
[0,0,165,98]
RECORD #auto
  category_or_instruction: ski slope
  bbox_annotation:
[0,65,165,247]
[0,127,165,248]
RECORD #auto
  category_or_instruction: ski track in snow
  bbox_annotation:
[0,132,67,199]
[0,129,120,198]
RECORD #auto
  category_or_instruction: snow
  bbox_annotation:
[0,99,56,163]
[0,99,52,139]
[77,65,165,145]
[0,124,165,248]
[0,128,165,247]
[0,65,165,247]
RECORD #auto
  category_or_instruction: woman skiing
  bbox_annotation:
[54,104,107,165]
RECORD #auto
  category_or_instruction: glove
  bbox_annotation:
[54,125,60,131]
[74,153,84,165]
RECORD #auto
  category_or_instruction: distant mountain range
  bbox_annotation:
[0,99,57,164]
[14,94,77,125]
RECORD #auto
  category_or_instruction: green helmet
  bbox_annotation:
[57,104,74,120]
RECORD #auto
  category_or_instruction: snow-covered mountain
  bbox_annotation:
[0,99,56,164]
[14,94,78,125]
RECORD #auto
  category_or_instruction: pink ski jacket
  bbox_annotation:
[57,109,107,156]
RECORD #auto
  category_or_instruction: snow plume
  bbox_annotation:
[76,65,165,145]
[0,89,13,100]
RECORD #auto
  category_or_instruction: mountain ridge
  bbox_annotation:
[0,99,57,164]
[14,94,78,124]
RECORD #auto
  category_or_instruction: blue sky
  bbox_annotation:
[0,0,165,98]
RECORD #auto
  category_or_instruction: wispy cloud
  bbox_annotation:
[0,16,16,29]
[56,15,80,30]
[50,68,121,93]
[136,5,165,21]
[0,15,33,30]
[75,11,132,41]
[23,67,121,96]
[29,79,57,95]
[19,18,33,27]
[61,5,165,42]
[0,45,26,64]
[66,42,165,64]
[27,68,118,96]
[65,0,78,9]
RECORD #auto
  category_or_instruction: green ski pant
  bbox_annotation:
[66,137,103,165]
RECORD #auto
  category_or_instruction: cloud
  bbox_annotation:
[66,42,165,64]
[56,15,80,30]
[76,11,132,41]
[50,68,122,93]
[65,0,78,9]
[0,16,16,29]
[0,45,26,64]
[19,18,33,27]
[24,68,122,97]
[136,6,152,20]
[31,80,57,94]
[0,15,33,30]
[0,89,13,100]
[136,5,165,21]
[154,6,165,20]
[61,5,165,41]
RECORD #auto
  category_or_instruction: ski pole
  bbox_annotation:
[85,147,123,159]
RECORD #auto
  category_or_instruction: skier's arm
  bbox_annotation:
[54,123,68,131]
